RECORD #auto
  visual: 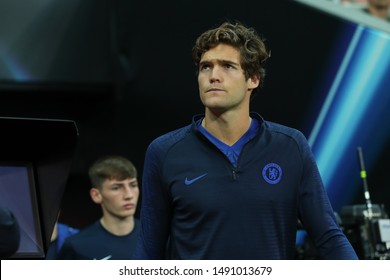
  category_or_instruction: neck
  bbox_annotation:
[203,110,252,146]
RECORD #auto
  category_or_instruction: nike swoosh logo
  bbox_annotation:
[184,173,208,185]
[94,255,112,260]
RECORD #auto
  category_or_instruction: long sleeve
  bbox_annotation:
[133,141,172,259]
[297,137,358,260]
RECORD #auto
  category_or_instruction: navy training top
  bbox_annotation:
[57,219,140,260]
[134,113,358,260]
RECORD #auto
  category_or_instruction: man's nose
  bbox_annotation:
[209,67,222,83]
[123,186,134,198]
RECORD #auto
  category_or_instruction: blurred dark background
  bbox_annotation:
[1,0,389,236]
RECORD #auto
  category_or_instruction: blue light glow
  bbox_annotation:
[309,25,390,210]
[0,49,32,81]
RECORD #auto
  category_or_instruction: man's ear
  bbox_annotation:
[247,75,260,90]
[90,187,102,204]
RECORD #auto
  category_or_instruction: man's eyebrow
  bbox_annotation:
[220,59,240,66]
[199,59,240,66]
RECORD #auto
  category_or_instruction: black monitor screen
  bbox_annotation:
[0,163,44,258]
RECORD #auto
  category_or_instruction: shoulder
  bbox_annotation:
[147,115,204,154]
[57,223,79,237]
[263,121,313,159]
[251,112,308,143]
[150,125,192,147]
[63,221,101,244]
[263,121,317,167]
[146,124,193,157]
[265,121,308,142]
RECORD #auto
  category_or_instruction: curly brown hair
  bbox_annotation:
[192,21,270,88]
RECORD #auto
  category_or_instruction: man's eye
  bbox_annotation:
[200,64,210,71]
